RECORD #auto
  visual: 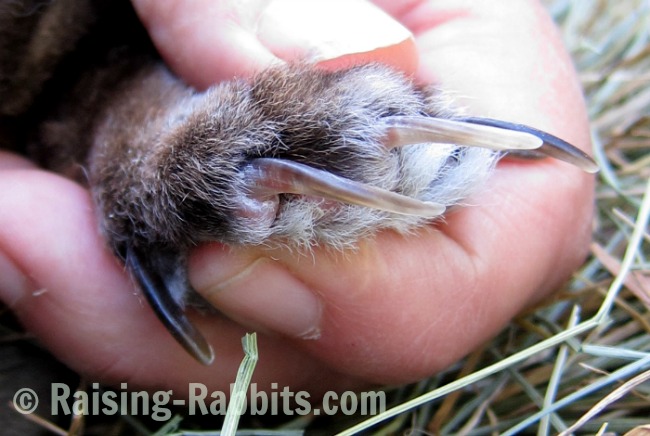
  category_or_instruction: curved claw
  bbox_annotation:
[244,158,446,218]
[382,116,543,151]
[459,117,599,173]
[125,245,214,365]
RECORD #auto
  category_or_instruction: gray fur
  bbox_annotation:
[89,63,498,253]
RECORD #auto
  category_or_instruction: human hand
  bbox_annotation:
[0,0,594,396]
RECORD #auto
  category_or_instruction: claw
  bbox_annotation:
[382,116,543,151]
[459,117,599,173]
[244,158,446,217]
[125,246,214,365]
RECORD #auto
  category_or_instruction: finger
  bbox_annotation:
[131,0,418,87]
[0,170,189,382]
[0,170,366,395]
[189,0,594,384]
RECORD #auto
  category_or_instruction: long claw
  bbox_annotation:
[382,116,543,151]
[125,246,214,365]
[244,158,446,218]
[460,117,599,173]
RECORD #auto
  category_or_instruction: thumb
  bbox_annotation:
[131,0,418,88]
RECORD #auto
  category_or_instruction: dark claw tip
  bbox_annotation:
[125,245,215,365]
[460,117,599,173]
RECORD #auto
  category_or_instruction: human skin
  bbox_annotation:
[0,0,593,396]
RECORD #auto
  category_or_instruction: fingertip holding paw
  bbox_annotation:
[189,244,323,340]
[132,0,418,87]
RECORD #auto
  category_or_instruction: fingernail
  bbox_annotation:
[0,251,31,307]
[258,0,412,63]
[190,246,322,339]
